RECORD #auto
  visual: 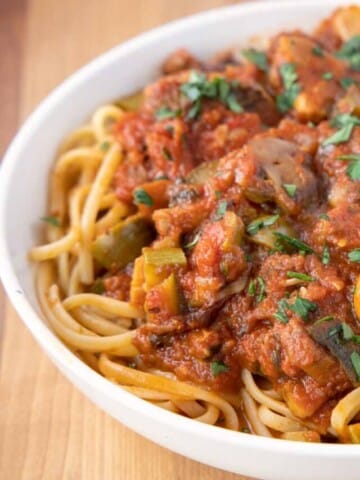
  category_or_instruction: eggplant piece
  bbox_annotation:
[184,297,228,330]
[92,216,155,270]
[308,318,360,385]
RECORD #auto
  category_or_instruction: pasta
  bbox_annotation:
[30,5,360,443]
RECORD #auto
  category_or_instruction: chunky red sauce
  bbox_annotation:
[101,7,360,431]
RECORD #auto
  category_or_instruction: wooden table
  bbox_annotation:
[0,1,251,478]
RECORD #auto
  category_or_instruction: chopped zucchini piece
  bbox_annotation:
[160,273,180,315]
[92,216,155,270]
[143,247,187,266]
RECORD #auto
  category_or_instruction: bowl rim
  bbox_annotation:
[1,0,360,458]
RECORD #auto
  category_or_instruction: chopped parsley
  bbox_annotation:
[340,77,358,89]
[275,296,317,323]
[336,36,360,71]
[100,140,110,151]
[348,248,360,263]
[339,154,360,181]
[290,297,317,321]
[282,183,297,197]
[276,63,301,113]
[41,215,61,227]
[256,277,266,303]
[214,200,228,221]
[248,279,256,296]
[226,93,243,113]
[351,352,360,381]
[155,106,182,120]
[274,298,290,324]
[247,277,266,303]
[180,71,243,119]
[246,214,279,236]
[184,232,201,249]
[319,213,330,221]
[322,114,360,146]
[286,271,315,282]
[322,71,334,80]
[133,188,154,207]
[242,48,269,72]
[322,245,330,265]
[211,361,229,377]
[273,232,314,254]
[341,322,360,344]
[312,45,324,57]
[162,147,173,161]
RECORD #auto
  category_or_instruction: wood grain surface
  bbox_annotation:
[0,1,252,479]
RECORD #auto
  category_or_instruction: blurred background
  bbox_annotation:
[0,1,250,479]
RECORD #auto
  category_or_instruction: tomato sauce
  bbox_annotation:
[103,6,360,431]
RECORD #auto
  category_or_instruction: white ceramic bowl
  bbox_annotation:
[1,1,360,478]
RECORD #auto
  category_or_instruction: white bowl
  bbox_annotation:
[1,1,359,479]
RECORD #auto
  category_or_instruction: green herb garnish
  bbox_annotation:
[246,214,279,236]
[211,361,229,377]
[340,77,358,89]
[180,71,243,119]
[322,114,360,146]
[322,245,330,265]
[133,188,154,207]
[226,93,243,113]
[322,72,334,80]
[351,352,360,380]
[286,271,315,282]
[273,232,314,254]
[274,298,290,324]
[312,45,324,57]
[214,200,228,221]
[247,277,266,303]
[319,213,330,221]
[290,297,317,320]
[340,322,360,344]
[41,215,61,227]
[276,63,301,113]
[256,277,266,303]
[348,248,360,263]
[242,48,269,72]
[282,183,297,197]
[248,279,256,296]
[339,154,360,180]
[336,36,360,71]
[155,106,182,120]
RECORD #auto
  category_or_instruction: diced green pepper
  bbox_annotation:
[92,216,155,270]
